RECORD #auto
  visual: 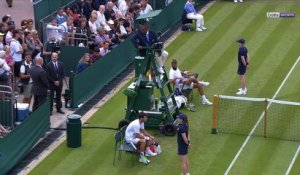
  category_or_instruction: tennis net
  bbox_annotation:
[211,95,300,141]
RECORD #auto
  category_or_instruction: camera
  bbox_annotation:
[49,41,60,52]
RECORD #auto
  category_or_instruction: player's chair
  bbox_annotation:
[182,10,195,31]
[113,125,138,166]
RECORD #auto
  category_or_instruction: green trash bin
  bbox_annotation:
[67,114,82,148]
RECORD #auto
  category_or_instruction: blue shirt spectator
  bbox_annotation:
[184,1,196,14]
[76,53,91,74]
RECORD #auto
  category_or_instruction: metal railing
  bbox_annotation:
[0,85,16,130]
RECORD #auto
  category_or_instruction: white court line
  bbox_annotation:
[285,145,300,175]
[224,56,300,175]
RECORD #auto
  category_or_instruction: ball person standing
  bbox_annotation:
[177,113,191,175]
[236,38,249,95]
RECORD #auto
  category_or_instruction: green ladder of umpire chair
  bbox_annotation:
[123,46,180,136]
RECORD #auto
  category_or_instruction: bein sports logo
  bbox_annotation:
[267,12,295,18]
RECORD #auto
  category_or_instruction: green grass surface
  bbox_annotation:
[30,0,300,174]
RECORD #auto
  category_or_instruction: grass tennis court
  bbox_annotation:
[30,0,300,174]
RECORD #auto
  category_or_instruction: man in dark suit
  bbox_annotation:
[46,52,65,115]
[29,57,49,111]
[131,22,168,73]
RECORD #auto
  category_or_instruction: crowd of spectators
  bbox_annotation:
[42,0,157,74]
[0,0,159,138]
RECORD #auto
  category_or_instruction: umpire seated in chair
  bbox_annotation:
[131,21,168,74]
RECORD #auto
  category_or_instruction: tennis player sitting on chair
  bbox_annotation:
[125,111,157,164]
[168,59,212,105]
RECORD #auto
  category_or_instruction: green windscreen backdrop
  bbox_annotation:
[70,0,209,108]
[0,99,50,175]
[59,46,89,77]
[71,38,136,107]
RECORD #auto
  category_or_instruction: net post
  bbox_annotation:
[264,99,268,138]
[211,95,219,134]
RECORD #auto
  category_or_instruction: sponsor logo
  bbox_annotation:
[267,12,295,18]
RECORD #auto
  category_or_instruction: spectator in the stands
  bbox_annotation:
[2,15,11,24]
[105,1,116,21]
[4,46,13,89]
[133,3,142,19]
[20,19,28,32]
[31,30,43,58]
[184,0,207,32]
[119,0,131,16]
[90,47,101,63]
[20,54,33,104]
[140,0,153,15]
[0,32,4,51]
[95,27,111,46]
[56,8,68,25]
[88,13,98,34]
[92,0,106,10]
[0,50,11,86]
[76,18,92,46]
[76,53,92,74]
[10,30,23,84]
[107,20,120,45]
[96,5,110,30]
[24,31,36,57]
[5,21,15,45]
[46,17,61,42]
[112,0,120,12]
[123,12,134,34]
[73,0,84,15]
[99,41,110,57]
[58,17,75,45]
[26,19,35,33]
[115,19,128,40]
[83,0,94,20]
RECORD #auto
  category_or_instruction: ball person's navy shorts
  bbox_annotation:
[237,65,247,75]
[178,144,188,155]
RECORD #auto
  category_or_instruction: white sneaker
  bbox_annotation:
[202,98,212,105]
[236,90,246,95]
[238,88,247,92]
[157,67,164,74]
[234,0,238,2]
[146,148,157,157]
[196,28,203,32]
[200,26,207,30]
[239,0,243,2]
[199,81,210,86]
[139,155,150,164]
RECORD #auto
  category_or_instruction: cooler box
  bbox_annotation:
[15,103,30,121]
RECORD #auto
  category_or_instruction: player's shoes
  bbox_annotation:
[196,28,203,32]
[199,81,210,86]
[234,0,238,2]
[157,67,165,74]
[139,155,150,164]
[202,98,212,105]
[200,26,207,30]
[236,90,247,95]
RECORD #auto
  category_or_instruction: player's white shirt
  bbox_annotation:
[169,67,182,80]
[125,119,144,142]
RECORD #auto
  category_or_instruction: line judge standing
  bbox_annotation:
[46,52,65,115]
[29,57,49,110]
